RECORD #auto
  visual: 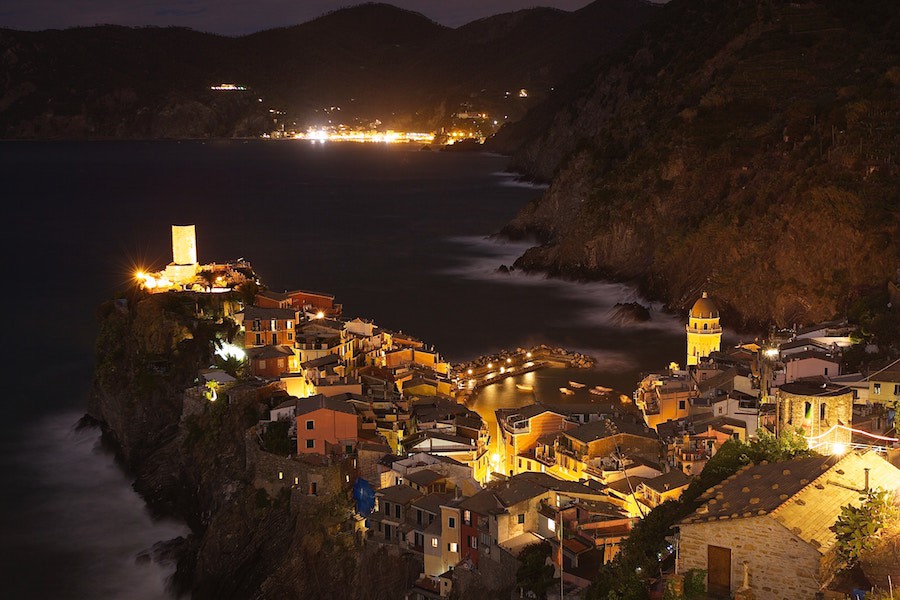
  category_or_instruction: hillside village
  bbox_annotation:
[134,226,900,600]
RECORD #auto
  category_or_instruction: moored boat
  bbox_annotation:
[568,381,586,388]
[590,385,613,395]
[559,387,575,395]
[516,384,533,391]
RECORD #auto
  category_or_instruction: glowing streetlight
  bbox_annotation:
[315,311,325,319]
[831,442,847,455]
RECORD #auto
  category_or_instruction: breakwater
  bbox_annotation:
[453,344,595,401]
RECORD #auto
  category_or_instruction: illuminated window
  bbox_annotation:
[874,383,882,395]
[448,543,458,553]
[278,471,283,480]
[431,538,438,548]
[548,517,556,532]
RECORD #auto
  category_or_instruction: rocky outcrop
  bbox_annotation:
[87,291,417,599]
[492,0,900,329]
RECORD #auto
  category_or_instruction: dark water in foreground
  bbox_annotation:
[0,141,683,598]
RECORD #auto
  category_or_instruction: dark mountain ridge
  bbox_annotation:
[490,0,899,329]
[0,1,657,138]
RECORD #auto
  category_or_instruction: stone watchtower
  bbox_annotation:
[163,224,199,284]
[686,292,722,366]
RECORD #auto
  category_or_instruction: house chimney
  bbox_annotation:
[864,468,870,493]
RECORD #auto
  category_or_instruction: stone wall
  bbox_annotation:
[678,516,824,600]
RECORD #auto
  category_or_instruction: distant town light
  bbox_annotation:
[487,363,493,369]
[316,311,325,319]
[526,352,532,358]
[467,369,473,375]
[506,358,512,364]
[764,348,779,358]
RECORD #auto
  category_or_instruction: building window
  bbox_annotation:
[308,481,317,495]
[517,513,525,525]
[395,505,401,519]
[255,333,262,345]
[679,400,686,410]
[415,532,424,547]
[820,404,826,421]
[518,459,522,469]
[448,542,458,553]
[463,510,471,526]
[417,509,423,525]
[383,501,390,515]
[469,536,477,549]
[548,517,556,532]
[306,420,315,430]
[287,321,293,329]
[894,384,900,396]
[306,439,314,449]
[431,537,438,548]
[874,383,882,395]
[448,516,456,529]
[270,319,276,331]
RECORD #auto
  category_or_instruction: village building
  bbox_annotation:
[677,451,900,600]
[295,394,358,456]
[776,381,853,452]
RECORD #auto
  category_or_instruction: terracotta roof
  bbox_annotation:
[411,492,455,515]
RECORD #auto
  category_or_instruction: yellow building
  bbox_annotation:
[686,292,722,366]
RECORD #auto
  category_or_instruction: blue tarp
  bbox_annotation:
[352,477,376,516]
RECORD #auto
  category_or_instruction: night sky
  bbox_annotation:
[0,0,597,35]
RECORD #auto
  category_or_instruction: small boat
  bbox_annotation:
[516,384,533,391]
[559,387,575,395]
[590,385,613,395]
[568,381,586,388]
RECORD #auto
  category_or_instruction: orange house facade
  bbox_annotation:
[295,396,358,456]
[237,306,298,347]
[496,404,576,477]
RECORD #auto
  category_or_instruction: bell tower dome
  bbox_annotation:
[686,292,722,366]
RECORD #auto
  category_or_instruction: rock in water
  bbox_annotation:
[496,264,510,275]
[609,302,651,324]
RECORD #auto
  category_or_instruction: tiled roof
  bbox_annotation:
[643,470,692,493]
[295,394,356,416]
[682,452,900,553]
[246,345,295,360]
[405,469,445,487]
[564,417,657,443]
[779,381,853,397]
[377,484,424,504]
[240,305,297,320]
[411,492,455,515]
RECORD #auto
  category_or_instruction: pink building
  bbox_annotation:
[784,351,840,383]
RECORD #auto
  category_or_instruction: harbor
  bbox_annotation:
[452,344,596,402]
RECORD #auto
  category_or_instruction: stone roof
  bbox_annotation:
[301,354,341,369]
[680,452,900,553]
[642,470,692,494]
[377,484,424,504]
[778,381,853,397]
[405,469,445,487]
[411,492,455,515]
[564,418,657,444]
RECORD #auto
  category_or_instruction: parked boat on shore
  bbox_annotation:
[516,384,533,391]
[559,387,575,395]
[568,381,586,388]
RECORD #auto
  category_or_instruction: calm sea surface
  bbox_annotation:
[0,140,684,598]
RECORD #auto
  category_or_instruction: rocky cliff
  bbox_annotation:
[491,0,899,328]
[88,290,418,599]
